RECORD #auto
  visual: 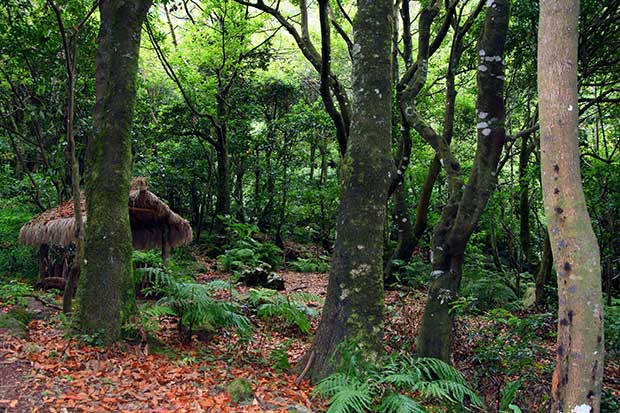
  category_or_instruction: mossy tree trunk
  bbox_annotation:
[538,0,604,410]
[79,0,152,342]
[296,0,393,382]
[415,0,511,361]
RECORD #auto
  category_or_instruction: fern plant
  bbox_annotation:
[315,343,485,413]
[138,267,250,342]
[247,288,322,334]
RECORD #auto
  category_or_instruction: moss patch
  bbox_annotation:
[226,377,253,403]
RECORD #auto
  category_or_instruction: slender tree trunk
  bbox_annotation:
[518,135,532,273]
[535,230,553,307]
[213,139,230,236]
[296,0,393,382]
[538,1,604,410]
[384,156,440,279]
[416,0,511,361]
[79,0,152,342]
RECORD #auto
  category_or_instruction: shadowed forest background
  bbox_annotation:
[0,0,619,412]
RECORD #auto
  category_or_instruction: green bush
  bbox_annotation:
[289,256,330,273]
[218,238,282,273]
[471,309,554,386]
[461,267,519,313]
[132,250,163,268]
[390,258,431,288]
[0,207,37,279]
[315,343,484,413]
[0,279,33,306]
[247,288,321,334]
[605,302,620,357]
[138,267,250,342]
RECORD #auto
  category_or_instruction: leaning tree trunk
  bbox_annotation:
[538,0,605,410]
[79,0,152,342]
[416,0,511,361]
[295,0,393,383]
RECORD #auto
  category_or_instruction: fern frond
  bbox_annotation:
[315,373,359,398]
[376,393,427,413]
[204,279,232,292]
[415,380,484,408]
[499,380,521,411]
[326,383,372,413]
[376,372,421,389]
[288,291,323,304]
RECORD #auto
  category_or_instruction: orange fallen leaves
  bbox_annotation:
[1,317,322,412]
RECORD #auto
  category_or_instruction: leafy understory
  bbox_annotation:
[316,345,485,413]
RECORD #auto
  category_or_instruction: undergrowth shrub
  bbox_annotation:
[0,279,33,306]
[247,288,321,334]
[605,301,620,357]
[0,207,37,279]
[315,343,485,413]
[135,267,250,342]
[389,258,431,288]
[469,308,554,402]
[217,218,283,273]
[461,265,519,313]
[289,256,330,273]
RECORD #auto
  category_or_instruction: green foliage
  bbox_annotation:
[461,263,519,313]
[471,309,554,385]
[390,259,431,288]
[139,267,250,341]
[0,207,37,279]
[499,380,522,413]
[315,343,484,413]
[218,239,282,273]
[268,340,292,372]
[604,302,620,357]
[0,279,33,306]
[132,250,163,269]
[289,256,330,273]
[247,288,321,334]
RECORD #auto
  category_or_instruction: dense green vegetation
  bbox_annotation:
[1,0,619,411]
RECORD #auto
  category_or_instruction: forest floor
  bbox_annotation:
[1,261,619,412]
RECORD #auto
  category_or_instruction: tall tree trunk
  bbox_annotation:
[296,0,393,382]
[538,1,604,410]
[79,0,152,342]
[416,0,511,361]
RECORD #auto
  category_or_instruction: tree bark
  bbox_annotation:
[296,0,393,382]
[416,0,511,361]
[538,1,605,410]
[79,0,152,342]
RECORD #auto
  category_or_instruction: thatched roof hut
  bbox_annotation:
[19,178,193,251]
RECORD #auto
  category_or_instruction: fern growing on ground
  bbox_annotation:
[315,343,485,413]
[137,267,250,342]
[247,288,322,334]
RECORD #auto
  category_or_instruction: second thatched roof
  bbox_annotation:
[19,178,193,250]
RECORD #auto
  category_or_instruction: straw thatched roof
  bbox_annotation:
[19,178,193,250]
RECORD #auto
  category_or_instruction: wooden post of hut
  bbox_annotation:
[162,224,171,266]
[38,244,49,281]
